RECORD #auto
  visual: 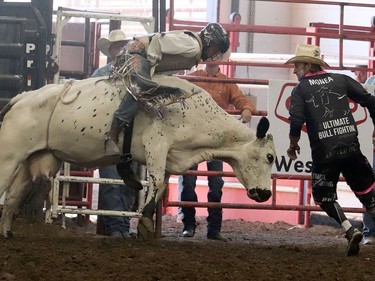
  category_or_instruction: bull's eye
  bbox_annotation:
[266,153,274,163]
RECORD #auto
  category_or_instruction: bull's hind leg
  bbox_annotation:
[0,163,31,238]
[0,127,36,199]
[0,151,62,238]
[0,157,22,199]
[0,141,32,237]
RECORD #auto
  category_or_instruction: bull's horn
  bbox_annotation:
[256,117,270,139]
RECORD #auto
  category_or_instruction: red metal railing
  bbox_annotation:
[167,0,375,74]
[58,169,93,223]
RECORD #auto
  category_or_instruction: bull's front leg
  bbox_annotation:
[137,138,169,241]
[137,174,165,240]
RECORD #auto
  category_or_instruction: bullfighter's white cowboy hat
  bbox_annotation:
[285,44,330,67]
[97,30,131,57]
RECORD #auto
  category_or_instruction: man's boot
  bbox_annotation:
[116,161,143,191]
[105,118,122,156]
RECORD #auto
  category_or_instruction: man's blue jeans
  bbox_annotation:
[362,150,375,238]
[114,94,139,125]
[179,160,224,237]
[98,165,136,235]
[363,211,375,237]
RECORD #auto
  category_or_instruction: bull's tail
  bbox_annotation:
[0,102,12,121]
[0,81,75,121]
[0,91,28,120]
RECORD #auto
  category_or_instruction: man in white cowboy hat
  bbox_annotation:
[285,44,375,256]
[92,29,130,77]
[92,29,135,238]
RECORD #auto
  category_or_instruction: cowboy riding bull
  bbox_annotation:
[0,23,276,240]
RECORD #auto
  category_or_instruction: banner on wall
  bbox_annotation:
[267,79,375,176]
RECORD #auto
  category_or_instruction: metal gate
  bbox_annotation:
[0,2,50,111]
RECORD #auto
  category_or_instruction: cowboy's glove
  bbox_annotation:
[287,135,300,160]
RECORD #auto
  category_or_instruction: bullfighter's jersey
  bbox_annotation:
[289,71,375,164]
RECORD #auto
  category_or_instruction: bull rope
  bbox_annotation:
[59,80,81,104]
[44,81,77,149]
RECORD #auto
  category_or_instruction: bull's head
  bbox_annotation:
[229,117,276,202]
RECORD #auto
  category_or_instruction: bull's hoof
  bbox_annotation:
[6,230,14,239]
[1,230,14,239]
[137,217,155,241]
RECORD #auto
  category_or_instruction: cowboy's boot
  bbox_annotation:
[116,161,143,191]
[105,118,122,156]
[115,93,139,128]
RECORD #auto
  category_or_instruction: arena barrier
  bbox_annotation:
[46,162,147,229]
[52,7,155,84]
[161,171,367,234]
[48,163,367,238]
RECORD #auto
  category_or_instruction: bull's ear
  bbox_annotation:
[256,117,270,139]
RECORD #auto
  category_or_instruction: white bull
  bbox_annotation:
[0,75,276,240]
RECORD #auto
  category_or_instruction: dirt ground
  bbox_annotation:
[1,214,375,281]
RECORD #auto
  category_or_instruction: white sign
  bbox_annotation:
[268,79,375,176]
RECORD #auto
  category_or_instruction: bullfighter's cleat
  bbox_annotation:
[346,227,363,256]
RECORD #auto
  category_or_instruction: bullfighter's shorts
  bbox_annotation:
[311,152,375,204]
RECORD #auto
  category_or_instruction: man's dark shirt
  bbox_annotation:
[289,72,375,163]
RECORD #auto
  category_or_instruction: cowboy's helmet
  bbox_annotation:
[199,23,230,61]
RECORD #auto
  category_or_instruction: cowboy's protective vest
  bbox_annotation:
[136,30,203,73]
